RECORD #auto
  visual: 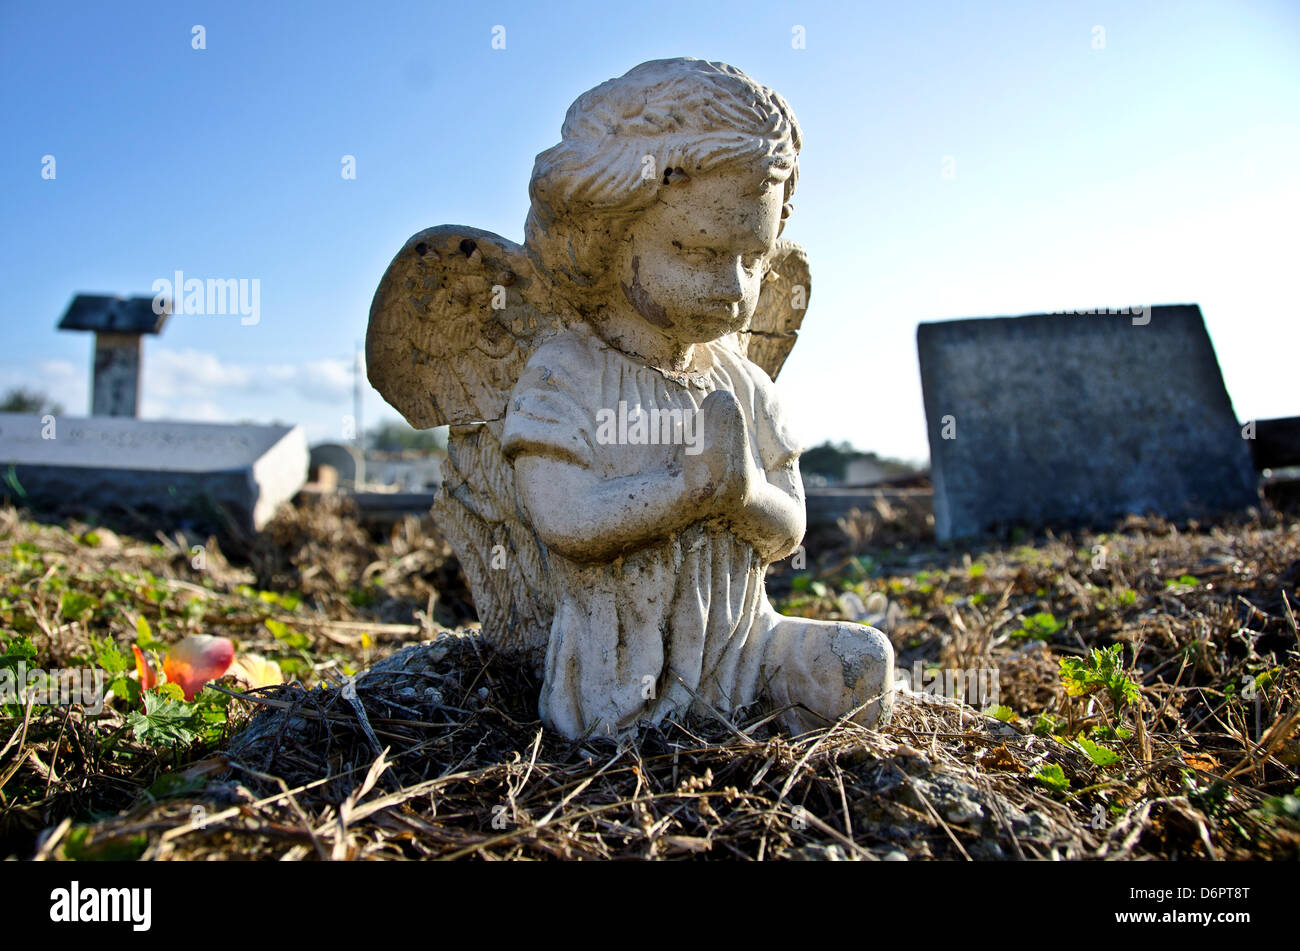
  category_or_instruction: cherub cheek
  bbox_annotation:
[619,255,674,328]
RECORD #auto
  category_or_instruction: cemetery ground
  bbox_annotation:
[1,491,1297,861]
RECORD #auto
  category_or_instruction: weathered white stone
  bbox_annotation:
[367,58,893,739]
[91,332,143,417]
[309,442,364,486]
[0,414,307,532]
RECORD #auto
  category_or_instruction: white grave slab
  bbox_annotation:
[0,414,307,531]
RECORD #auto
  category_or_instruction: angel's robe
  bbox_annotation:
[501,322,802,737]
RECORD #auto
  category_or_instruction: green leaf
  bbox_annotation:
[1032,763,1070,792]
[1262,793,1300,820]
[127,690,198,745]
[108,674,141,707]
[1060,644,1141,710]
[2,634,37,668]
[154,681,186,702]
[265,618,308,649]
[134,615,164,649]
[95,641,129,676]
[1090,723,1133,741]
[276,655,309,677]
[985,704,1017,723]
[3,465,26,499]
[1032,713,1064,736]
[147,772,208,799]
[1255,668,1281,693]
[1012,611,1062,640]
[59,590,98,621]
[61,825,148,861]
[1059,657,1089,696]
[1075,736,1120,767]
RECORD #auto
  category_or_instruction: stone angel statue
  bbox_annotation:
[366,58,893,740]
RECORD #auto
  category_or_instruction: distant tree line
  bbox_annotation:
[0,387,63,416]
[366,420,448,453]
[799,441,920,483]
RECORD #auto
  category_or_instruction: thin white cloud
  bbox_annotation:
[146,348,354,406]
[0,359,88,414]
[296,358,355,403]
[140,397,232,422]
[148,348,253,399]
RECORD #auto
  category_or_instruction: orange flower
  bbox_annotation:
[133,635,235,701]
[163,635,235,700]
[132,644,158,691]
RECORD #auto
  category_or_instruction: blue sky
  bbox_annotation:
[2,0,1297,462]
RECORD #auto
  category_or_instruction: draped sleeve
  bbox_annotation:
[749,364,801,473]
[501,337,598,469]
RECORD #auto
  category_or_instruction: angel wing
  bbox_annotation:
[367,226,565,665]
[367,228,811,665]
[739,239,811,381]
[367,226,561,428]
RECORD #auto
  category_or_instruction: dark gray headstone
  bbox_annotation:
[58,295,168,336]
[309,442,364,485]
[918,305,1258,540]
[58,294,169,418]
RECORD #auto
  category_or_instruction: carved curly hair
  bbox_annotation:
[524,57,802,317]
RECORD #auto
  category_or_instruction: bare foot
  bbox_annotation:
[763,617,894,734]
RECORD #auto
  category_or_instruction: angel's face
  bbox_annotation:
[616,167,784,346]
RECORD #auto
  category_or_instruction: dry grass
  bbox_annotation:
[3,491,1299,861]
